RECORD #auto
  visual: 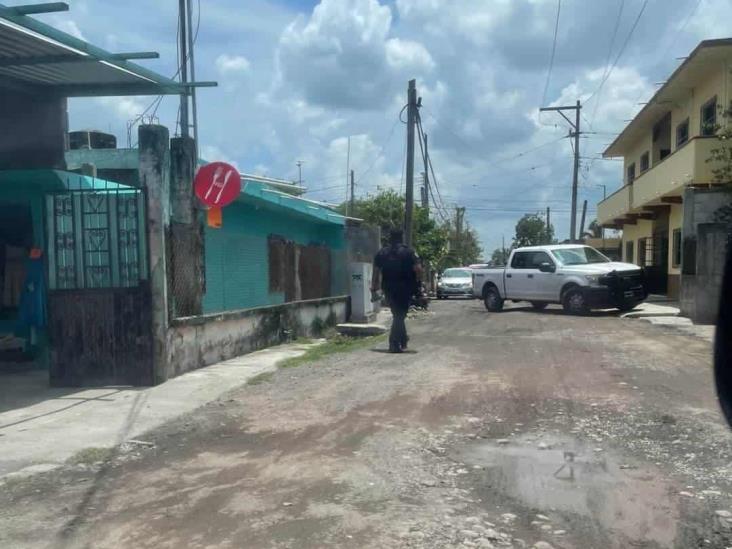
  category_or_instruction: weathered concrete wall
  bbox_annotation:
[168,136,204,318]
[0,89,67,170]
[681,187,732,323]
[166,296,348,379]
[138,125,171,384]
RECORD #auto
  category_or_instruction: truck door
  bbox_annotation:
[531,250,560,301]
[506,251,537,300]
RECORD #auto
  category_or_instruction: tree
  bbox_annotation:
[339,189,450,267]
[512,213,554,248]
[707,102,732,184]
[491,247,509,266]
[583,219,602,239]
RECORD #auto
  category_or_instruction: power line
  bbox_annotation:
[584,0,649,106]
[589,0,625,128]
[541,0,562,106]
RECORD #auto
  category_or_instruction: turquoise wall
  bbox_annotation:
[203,200,345,313]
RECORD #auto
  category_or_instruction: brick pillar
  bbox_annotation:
[138,124,171,383]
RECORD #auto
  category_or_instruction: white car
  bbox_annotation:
[436,268,474,299]
[471,244,646,314]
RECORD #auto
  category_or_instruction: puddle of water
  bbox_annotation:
[458,435,679,547]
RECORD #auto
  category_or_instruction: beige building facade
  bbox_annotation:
[597,39,732,302]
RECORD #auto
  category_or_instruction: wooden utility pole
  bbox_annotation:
[579,199,588,241]
[178,0,189,137]
[546,207,551,244]
[185,0,198,156]
[404,79,417,247]
[539,100,582,242]
[349,169,355,217]
[422,133,430,214]
[455,206,465,263]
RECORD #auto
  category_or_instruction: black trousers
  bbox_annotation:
[388,294,410,350]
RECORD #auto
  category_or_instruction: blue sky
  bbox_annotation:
[32,0,732,255]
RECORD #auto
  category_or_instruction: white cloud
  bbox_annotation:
[215,54,251,74]
[385,38,435,71]
[200,145,240,170]
[55,19,85,40]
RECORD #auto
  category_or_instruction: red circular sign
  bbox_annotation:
[194,162,242,207]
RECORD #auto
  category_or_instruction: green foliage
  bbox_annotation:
[491,247,510,266]
[278,334,386,369]
[583,219,602,239]
[341,189,476,268]
[707,102,732,184]
[512,213,554,248]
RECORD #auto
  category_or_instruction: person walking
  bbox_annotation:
[371,229,422,353]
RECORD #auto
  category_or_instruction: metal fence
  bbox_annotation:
[45,184,148,290]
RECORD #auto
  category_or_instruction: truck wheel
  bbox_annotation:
[483,286,504,312]
[563,288,588,315]
[617,300,638,312]
[531,302,548,310]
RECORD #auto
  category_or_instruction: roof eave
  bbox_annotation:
[602,38,732,158]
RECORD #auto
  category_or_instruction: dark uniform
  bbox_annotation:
[374,242,418,352]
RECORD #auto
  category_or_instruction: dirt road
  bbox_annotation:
[2,300,731,549]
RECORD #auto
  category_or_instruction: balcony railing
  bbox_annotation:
[597,136,725,222]
[597,184,632,225]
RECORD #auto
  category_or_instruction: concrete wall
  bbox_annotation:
[166,296,348,378]
[681,187,732,323]
[203,201,345,313]
[621,219,653,264]
[0,90,67,170]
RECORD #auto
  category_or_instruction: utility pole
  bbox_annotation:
[185,0,198,156]
[423,133,430,214]
[404,79,417,247]
[296,160,304,186]
[455,206,465,263]
[539,99,582,242]
[546,207,551,244]
[579,199,588,241]
[502,234,507,265]
[420,174,428,208]
[178,0,189,137]
[349,169,355,217]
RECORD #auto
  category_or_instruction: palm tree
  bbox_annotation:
[583,219,602,239]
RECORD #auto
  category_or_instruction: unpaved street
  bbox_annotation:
[2,300,732,549]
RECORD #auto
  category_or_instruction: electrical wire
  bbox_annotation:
[588,0,625,128]
[541,0,562,106]
[584,0,649,105]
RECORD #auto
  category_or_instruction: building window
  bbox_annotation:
[626,162,636,185]
[672,229,682,267]
[625,240,634,263]
[701,96,718,136]
[640,151,650,172]
[676,118,689,147]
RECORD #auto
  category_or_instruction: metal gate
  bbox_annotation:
[45,185,153,386]
[639,234,669,295]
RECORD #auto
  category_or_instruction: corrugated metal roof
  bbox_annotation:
[0,3,215,96]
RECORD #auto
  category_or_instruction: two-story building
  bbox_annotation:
[597,39,732,322]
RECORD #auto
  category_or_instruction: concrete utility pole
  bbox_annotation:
[185,0,198,156]
[420,175,428,208]
[422,133,430,214]
[539,99,582,242]
[349,169,355,217]
[404,79,417,247]
[455,206,465,262]
[579,199,588,241]
[178,0,189,138]
[296,160,304,186]
[546,207,551,244]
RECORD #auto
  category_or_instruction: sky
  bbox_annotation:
[32,0,732,256]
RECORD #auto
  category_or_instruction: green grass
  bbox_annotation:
[247,371,276,385]
[67,446,114,465]
[278,334,386,369]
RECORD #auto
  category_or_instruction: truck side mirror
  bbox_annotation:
[539,262,555,273]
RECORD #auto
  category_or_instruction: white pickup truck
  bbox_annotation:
[471,244,646,314]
